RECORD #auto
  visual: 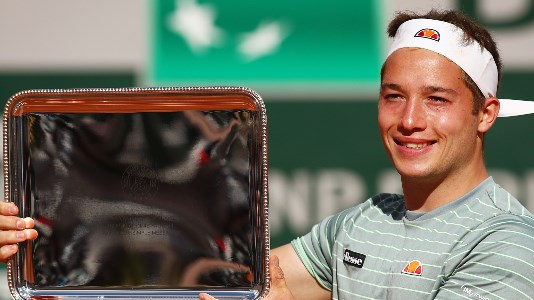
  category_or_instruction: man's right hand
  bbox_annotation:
[0,202,38,263]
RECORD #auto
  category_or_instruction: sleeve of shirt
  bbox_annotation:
[290,207,355,291]
[434,214,534,299]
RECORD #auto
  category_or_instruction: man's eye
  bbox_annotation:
[430,96,448,102]
[385,94,402,100]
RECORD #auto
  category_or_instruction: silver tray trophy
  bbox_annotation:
[3,87,270,299]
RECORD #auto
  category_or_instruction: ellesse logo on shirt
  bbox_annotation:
[343,249,366,268]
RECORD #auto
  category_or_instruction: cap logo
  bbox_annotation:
[402,260,422,276]
[414,28,440,41]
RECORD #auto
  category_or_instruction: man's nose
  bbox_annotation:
[399,100,427,132]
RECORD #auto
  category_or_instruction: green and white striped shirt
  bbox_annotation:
[292,177,534,299]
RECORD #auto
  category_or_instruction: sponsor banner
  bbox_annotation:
[149,0,383,98]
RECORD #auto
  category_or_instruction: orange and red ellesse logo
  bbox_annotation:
[414,28,440,41]
[402,260,423,276]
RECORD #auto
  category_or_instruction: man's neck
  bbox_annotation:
[401,167,489,212]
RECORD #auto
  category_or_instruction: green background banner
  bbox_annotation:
[150,0,382,96]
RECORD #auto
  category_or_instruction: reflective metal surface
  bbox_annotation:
[4,88,269,299]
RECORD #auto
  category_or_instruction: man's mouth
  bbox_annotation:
[395,140,435,149]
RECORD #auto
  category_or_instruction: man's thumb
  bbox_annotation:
[270,255,289,289]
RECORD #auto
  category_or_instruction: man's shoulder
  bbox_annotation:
[479,209,534,236]
[460,197,534,255]
[485,181,534,218]
[462,180,534,234]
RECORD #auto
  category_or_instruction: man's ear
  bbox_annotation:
[478,97,500,133]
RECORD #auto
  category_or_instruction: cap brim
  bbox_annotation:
[498,99,534,117]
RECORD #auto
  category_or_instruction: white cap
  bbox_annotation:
[386,18,534,117]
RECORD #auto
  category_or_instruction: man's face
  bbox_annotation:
[378,47,484,182]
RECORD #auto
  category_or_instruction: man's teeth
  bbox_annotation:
[404,143,430,149]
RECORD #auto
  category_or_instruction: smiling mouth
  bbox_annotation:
[395,140,436,149]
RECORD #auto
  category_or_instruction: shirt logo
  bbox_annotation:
[343,249,366,268]
[414,28,440,41]
[402,260,423,276]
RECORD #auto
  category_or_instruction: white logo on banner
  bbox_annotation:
[167,0,290,60]
[167,0,224,53]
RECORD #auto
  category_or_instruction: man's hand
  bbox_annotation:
[198,255,295,300]
[261,255,295,300]
[0,202,38,263]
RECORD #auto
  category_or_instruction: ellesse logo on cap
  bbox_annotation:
[414,28,440,41]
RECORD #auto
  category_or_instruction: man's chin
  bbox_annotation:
[396,168,435,181]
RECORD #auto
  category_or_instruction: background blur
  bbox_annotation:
[1,0,534,297]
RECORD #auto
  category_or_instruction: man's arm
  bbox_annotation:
[198,249,330,300]
[0,202,38,263]
[272,244,330,300]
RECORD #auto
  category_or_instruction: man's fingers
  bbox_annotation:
[0,202,25,230]
[0,203,37,230]
[0,216,27,230]
[0,202,18,216]
[0,229,38,245]
[198,293,217,300]
[0,216,36,231]
[0,244,18,263]
[0,228,38,263]
[23,217,35,229]
[0,203,37,263]
[23,228,38,240]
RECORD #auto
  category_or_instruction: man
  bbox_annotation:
[269,9,534,299]
[3,9,534,299]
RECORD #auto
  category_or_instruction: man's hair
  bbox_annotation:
[383,10,502,113]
